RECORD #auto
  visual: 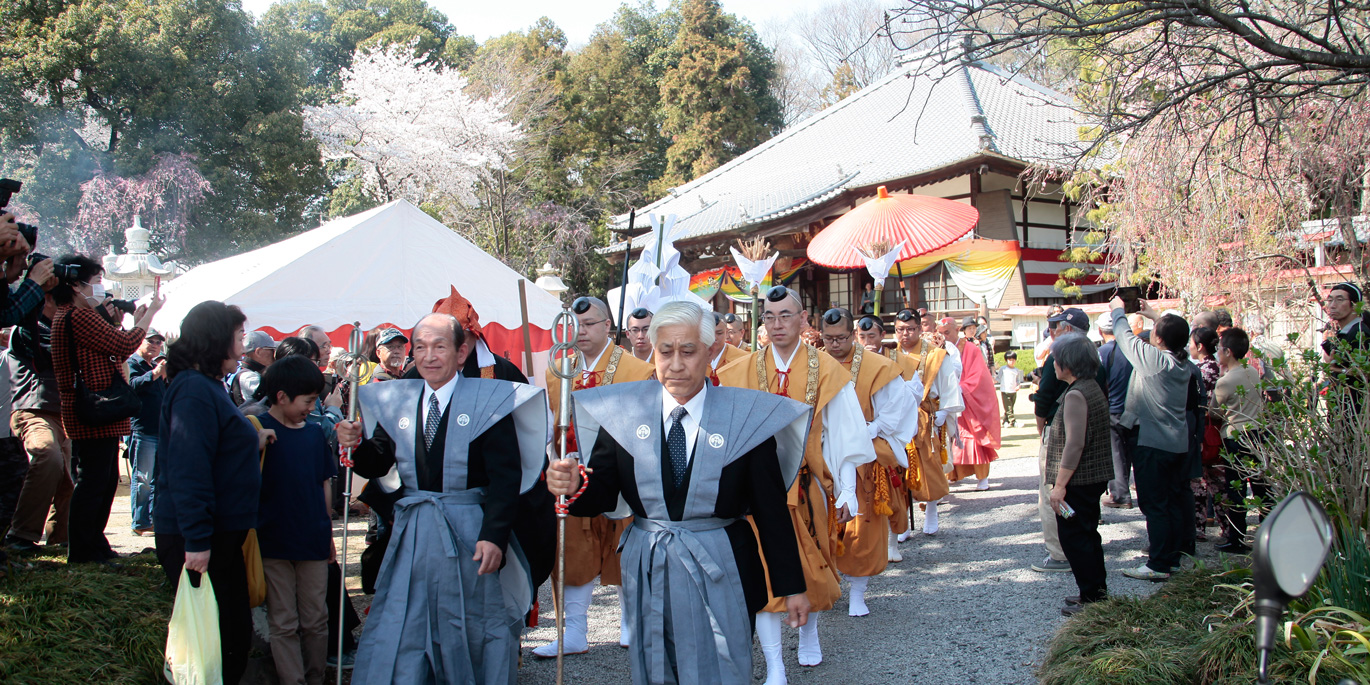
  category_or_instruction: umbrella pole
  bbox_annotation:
[895,262,908,309]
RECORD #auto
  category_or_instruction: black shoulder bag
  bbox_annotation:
[65,313,141,426]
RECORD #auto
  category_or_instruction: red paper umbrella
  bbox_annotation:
[806,186,980,268]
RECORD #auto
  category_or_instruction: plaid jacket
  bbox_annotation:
[51,305,146,440]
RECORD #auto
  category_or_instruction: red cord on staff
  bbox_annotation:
[555,463,591,515]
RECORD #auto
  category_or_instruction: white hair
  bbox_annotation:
[648,301,715,346]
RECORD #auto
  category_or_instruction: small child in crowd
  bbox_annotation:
[255,356,338,685]
[998,351,1023,427]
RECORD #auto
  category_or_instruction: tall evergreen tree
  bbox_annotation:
[654,0,782,194]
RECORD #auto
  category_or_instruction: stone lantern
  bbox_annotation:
[102,215,178,300]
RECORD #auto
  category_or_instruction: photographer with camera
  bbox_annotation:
[0,212,54,328]
[3,292,72,555]
[50,255,164,564]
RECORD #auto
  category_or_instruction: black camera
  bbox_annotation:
[0,179,38,249]
[26,251,80,281]
[107,298,138,315]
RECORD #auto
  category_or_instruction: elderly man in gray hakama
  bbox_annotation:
[550,300,813,685]
[345,368,547,684]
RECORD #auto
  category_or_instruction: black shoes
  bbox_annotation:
[1215,540,1252,554]
[3,536,41,554]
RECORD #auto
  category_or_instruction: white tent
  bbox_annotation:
[152,200,561,366]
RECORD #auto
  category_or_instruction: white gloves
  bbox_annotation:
[934,410,948,427]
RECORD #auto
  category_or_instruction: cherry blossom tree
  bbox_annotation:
[71,153,213,254]
[304,45,520,216]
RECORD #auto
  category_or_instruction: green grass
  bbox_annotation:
[996,351,1038,377]
[0,551,172,684]
[1039,565,1363,685]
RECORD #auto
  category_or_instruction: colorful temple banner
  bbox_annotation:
[893,239,1021,308]
[689,269,724,301]
[718,258,807,303]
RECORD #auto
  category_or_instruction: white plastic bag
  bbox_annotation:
[164,568,223,685]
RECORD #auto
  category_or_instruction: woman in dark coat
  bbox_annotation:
[154,301,261,685]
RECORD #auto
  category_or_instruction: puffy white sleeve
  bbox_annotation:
[931,353,964,416]
[870,377,917,467]
[821,383,877,515]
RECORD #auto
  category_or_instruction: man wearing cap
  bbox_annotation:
[949,316,1001,490]
[722,312,749,351]
[709,312,747,386]
[716,286,875,677]
[887,309,960,545]
[1097,312,1135,509]
[819,308,917,617]
[229,330,276,406]
[547,301,812,685]
[126,329,167,535]
[1030,307,1107,573]
[536,296,655,657]
[625,308,654,362]
[372,327,410,381]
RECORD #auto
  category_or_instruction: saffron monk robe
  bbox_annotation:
[821,310,918,617]
[948,317,1001,489]
[885,310,962,556]
[716,286,875,684]
[548,301,812,685]
[537,295,656,657]
[336,314,548,684]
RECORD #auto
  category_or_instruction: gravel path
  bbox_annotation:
[99,395,1220,684]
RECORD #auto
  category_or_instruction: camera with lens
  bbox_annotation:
[107,298,138,315]
[0,179,38,250]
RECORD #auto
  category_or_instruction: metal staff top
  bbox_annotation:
[549,309,580,456]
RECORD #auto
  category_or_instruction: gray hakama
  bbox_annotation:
[352,378,547,685]
[572,383,810,685]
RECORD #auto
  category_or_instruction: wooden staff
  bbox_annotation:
[547,309,581,685]
[336,323,363,685]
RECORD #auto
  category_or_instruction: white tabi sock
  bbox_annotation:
[797,612,822,666]
[847,576,870,617]
[617,585,631,647]
[977,477,990,490]
[923,500,940,535]
[887,530,903,562]
[755,611,787,685]
[532,581,594,657]
[896,529,912,543]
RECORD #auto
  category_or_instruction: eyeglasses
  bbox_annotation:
[626,327,650,335]
[761,312,798,325]
[579,318,609,328]
[821,332,852,345]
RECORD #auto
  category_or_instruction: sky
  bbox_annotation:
[238,0,819,45]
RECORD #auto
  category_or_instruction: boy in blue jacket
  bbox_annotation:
[256,356,337,685]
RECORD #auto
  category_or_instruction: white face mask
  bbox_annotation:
[87,283,105,302]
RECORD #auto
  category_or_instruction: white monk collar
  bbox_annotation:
[581,341,610,373]
[711,348,725,370]
[771,343,801,372]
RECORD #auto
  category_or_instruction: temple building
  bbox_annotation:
[609,54,1114,343]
